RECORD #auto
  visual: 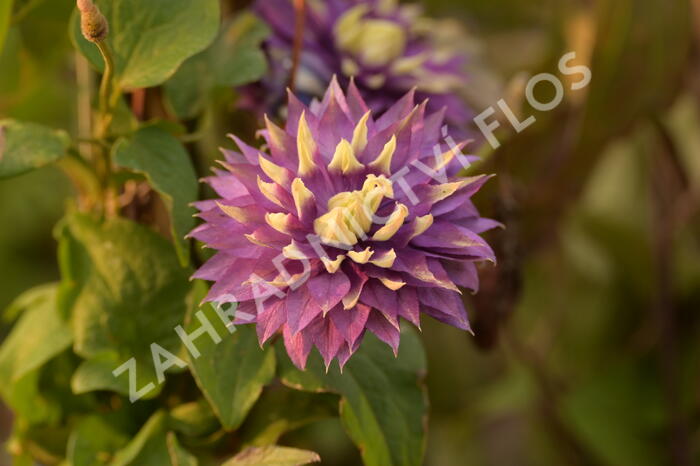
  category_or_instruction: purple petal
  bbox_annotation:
[393,250,459,291]
[346,78,372,122]
[366,311,401,355]
[256,299,286,343]
[398,287,421,328]
[336,338,363,372]
[311,316,345,370]
[229,134,262,165]
[358,280,400,329]
[443,260,480,292]
[375,88,416,131]
[327,303,370,346]
[205,173,249,200]
[285,287,323,335]
[307,271,351,313]
[410,223,495,262]
[418,288,471,331]
[283,323,314,370]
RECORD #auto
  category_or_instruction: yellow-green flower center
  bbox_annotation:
[335,5,407,67]
[313,174,394,247]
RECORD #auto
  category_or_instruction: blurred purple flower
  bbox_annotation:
[249,0,474,129]
[191,79,496,370]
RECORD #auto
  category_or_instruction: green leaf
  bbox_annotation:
[67,415,131,466]
[0,285,72,384]
[99,413,199,466]
[165,12,269,119]
[111,411,172,466]
[2,370,61,425]
[166,432,198,466]
[186,287,276,430]
[58,214,191,398]
[277,328,428,466]
[168,399,220,438]
[55,215,93,321]
[0,0,13,54]
[213,13,270,87]
[70,0,220,89]
[0,119,69,178]
[113,125,198,266]
[224,446,321,466]
[239,388,339,446]
[71,353,132,395]
[2,282,57,323]
[3,353,94,435]
[11,423,71,465]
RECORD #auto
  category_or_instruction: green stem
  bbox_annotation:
[93,39,120,217]
[95,40,116,138]
[77,137,110,150]
[58,150,102,211]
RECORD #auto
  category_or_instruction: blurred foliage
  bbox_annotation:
[0,0,699,465]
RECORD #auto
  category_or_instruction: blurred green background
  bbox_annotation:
[1,0,699,465]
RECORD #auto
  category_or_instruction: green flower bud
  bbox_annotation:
[77,0,109,43]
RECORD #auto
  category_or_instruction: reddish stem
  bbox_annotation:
[131,88,146,121]
[289,0,306,91]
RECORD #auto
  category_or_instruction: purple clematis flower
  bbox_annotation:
[250,0,473,130]
[191,79,497,370]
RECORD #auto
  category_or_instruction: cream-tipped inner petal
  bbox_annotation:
[348,247,374,264]
[257,176,286,208]
[372,204,408,241]
[369,249,397,268]
[328,139,365,174]
[217,202,251,224]
[342,287,362,310]
[259,154,290,186]
[245,233,273,249]
[264,114,287,150]
[321,255,346,273]
[380,277,406,290]
[408,214,434,240]
[282,242,308,260]
[351,111,371,153]
[265,212,292,235]
[391,53,429,75]
[291,178,315,219]
[368,135,397,174]
[296,112,317,176]
[428,180,469,204]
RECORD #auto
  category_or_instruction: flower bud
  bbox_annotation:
[77,0,108,43]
